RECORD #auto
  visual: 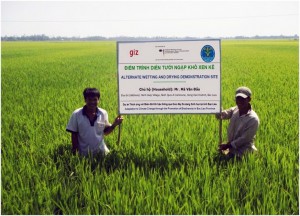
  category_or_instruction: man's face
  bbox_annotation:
[235,96,250,110]
[85,96,99,110]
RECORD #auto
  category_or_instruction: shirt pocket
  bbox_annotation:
[96,120,106,134]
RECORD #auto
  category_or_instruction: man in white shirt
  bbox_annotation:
[216,86,260,159]
[66,88,123,157]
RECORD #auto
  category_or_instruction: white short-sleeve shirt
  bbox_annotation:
[66,106,111,156]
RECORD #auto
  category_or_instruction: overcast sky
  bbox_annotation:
[1,0,299,37]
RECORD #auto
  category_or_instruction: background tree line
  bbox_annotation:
[1,34,299,41]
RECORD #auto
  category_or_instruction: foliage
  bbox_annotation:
[1,40,299,214]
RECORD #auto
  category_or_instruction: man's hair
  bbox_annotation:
[83,88,100,99]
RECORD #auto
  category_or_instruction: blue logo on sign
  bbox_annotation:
[201,45,215,63]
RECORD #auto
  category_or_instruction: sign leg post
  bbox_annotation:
[117,123,121,145]
[219,117,222,144]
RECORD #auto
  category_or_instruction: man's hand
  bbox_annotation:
[104,115,124,135]
[218,142,232,151]
[113,115,123,126]
[215,107,224,119]
[71,147,78,155]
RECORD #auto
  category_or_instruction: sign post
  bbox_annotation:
[117,40,222,142]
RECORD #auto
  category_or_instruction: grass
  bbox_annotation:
[1,39,299,214]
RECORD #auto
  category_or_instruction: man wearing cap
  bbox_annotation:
[216,86,260,158]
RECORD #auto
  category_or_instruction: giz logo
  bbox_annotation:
[129,49,139,57]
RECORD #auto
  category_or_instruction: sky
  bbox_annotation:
[1,0,299,38]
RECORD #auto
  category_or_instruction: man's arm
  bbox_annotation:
[230,117,259,149]
[71,132,79,154]
[104,115,123,135]
[219,116,259,151]
[216,107,235,120]
[66,111,79,154]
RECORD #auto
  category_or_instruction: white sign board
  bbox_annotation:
[117,40,221,114]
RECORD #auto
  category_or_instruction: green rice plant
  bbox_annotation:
[1,39,298,214]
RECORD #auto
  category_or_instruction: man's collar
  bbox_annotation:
[82,105,101,116]
[247,104,252,115]
[239,104,252,117]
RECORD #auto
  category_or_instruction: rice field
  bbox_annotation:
[1,39,299,214]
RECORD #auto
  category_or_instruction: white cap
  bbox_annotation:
[235,86,252,98]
